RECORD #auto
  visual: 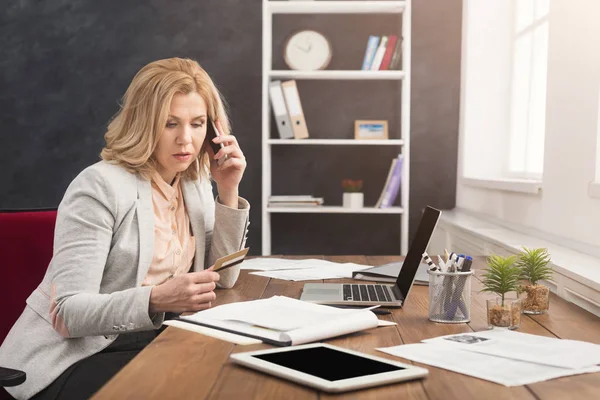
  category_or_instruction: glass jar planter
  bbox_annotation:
[487,298,521,330]
[522,284,550,314]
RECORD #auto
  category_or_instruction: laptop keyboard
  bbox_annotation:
[343,284,392,302]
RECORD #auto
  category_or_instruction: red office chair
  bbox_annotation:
[0,209,57,399]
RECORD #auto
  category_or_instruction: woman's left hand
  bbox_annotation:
[209,120,246,206]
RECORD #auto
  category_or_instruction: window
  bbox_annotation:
[506,0,549,180]
[595,86,600,181]
[590,85,600,198]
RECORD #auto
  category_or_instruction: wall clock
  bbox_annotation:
[284,30,332,71]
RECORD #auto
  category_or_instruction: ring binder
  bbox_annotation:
[281,80,309,139]
[269,81,294,139]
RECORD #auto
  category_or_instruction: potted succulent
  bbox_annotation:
[516,247,552,314]
[481,254,522,329]
[341,179,364,209]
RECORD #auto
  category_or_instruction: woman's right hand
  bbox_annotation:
[149,269,220,314]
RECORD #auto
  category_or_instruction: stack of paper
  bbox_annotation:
[240,258,372,281]
[268,195,324,207]
[177,296,390,346]
[377,330,600,386]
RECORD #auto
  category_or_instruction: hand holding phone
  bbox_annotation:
[206,119,228,166]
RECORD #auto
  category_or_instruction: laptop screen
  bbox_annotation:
[393,206,441,301]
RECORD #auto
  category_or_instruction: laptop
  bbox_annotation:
[299,206,442,307]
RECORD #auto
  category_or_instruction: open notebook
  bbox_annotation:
[175,296,382,346]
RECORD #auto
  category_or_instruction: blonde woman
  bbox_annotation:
[0,58,249,400]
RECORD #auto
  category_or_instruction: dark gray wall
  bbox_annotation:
[0,0,461,256]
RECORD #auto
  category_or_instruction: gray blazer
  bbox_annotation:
[0,161,250,400]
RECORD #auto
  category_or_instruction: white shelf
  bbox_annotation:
[267,206,404,214]
[269,70,405,80]
[262,0,411,255]
[268,139,404,145]
[268,1,406,14]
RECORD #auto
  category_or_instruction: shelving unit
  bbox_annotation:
[262,0,411,255]
[267,139,404,146]
[269,1,406,14]
[268,206,404,214]
[269,70,405,80]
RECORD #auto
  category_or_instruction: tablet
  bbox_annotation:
[229,343,428,393]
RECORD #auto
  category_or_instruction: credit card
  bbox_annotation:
[212,248,250,272]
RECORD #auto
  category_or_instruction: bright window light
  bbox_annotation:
[507,0,549,179]
[595,86,600,181]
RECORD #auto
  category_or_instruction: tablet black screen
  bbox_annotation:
[253,346,404,381]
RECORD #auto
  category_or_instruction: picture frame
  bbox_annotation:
[354,120,389,140]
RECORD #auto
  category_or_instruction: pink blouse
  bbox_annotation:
[142,173,196,286]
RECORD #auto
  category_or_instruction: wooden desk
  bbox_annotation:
[92,256,600,400]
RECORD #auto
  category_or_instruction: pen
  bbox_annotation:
[328,305,392,315]
[448,253,458,272]
[437,255,446,271]
[457,254,465,271]
[369,309,391,316]
[422,252,437,271]
[462,256,473,272]
[456,255,467,272]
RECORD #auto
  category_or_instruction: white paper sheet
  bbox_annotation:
[283,310,377,344]
[250,263,372,281]
[240,258,321,271]
[422,331,600,370]
[179,296,381,345]
[186,296,365,331]
[241,258,373,280]
[377,343,600,387]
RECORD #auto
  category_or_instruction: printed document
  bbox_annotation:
[422,330,600,370]
[377,343,600,387]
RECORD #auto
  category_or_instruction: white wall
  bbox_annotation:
[457,0,600,248]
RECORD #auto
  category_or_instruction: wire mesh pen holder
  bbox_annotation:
[427,270,473,323]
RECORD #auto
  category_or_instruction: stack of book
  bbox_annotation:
[361,35,402,71]
[268,79,310,140]
[375,154,403,208]
[268,195,324,208]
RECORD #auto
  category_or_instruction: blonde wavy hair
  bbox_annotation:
[101,57,230,180]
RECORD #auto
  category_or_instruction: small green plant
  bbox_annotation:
[481,254,521,306]
[341,179,363,192]
[516,247,552,286]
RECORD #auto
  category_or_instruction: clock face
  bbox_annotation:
[284,30,332,71]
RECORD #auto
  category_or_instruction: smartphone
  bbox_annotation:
[0,366,26,386]
[206,119,227,165]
